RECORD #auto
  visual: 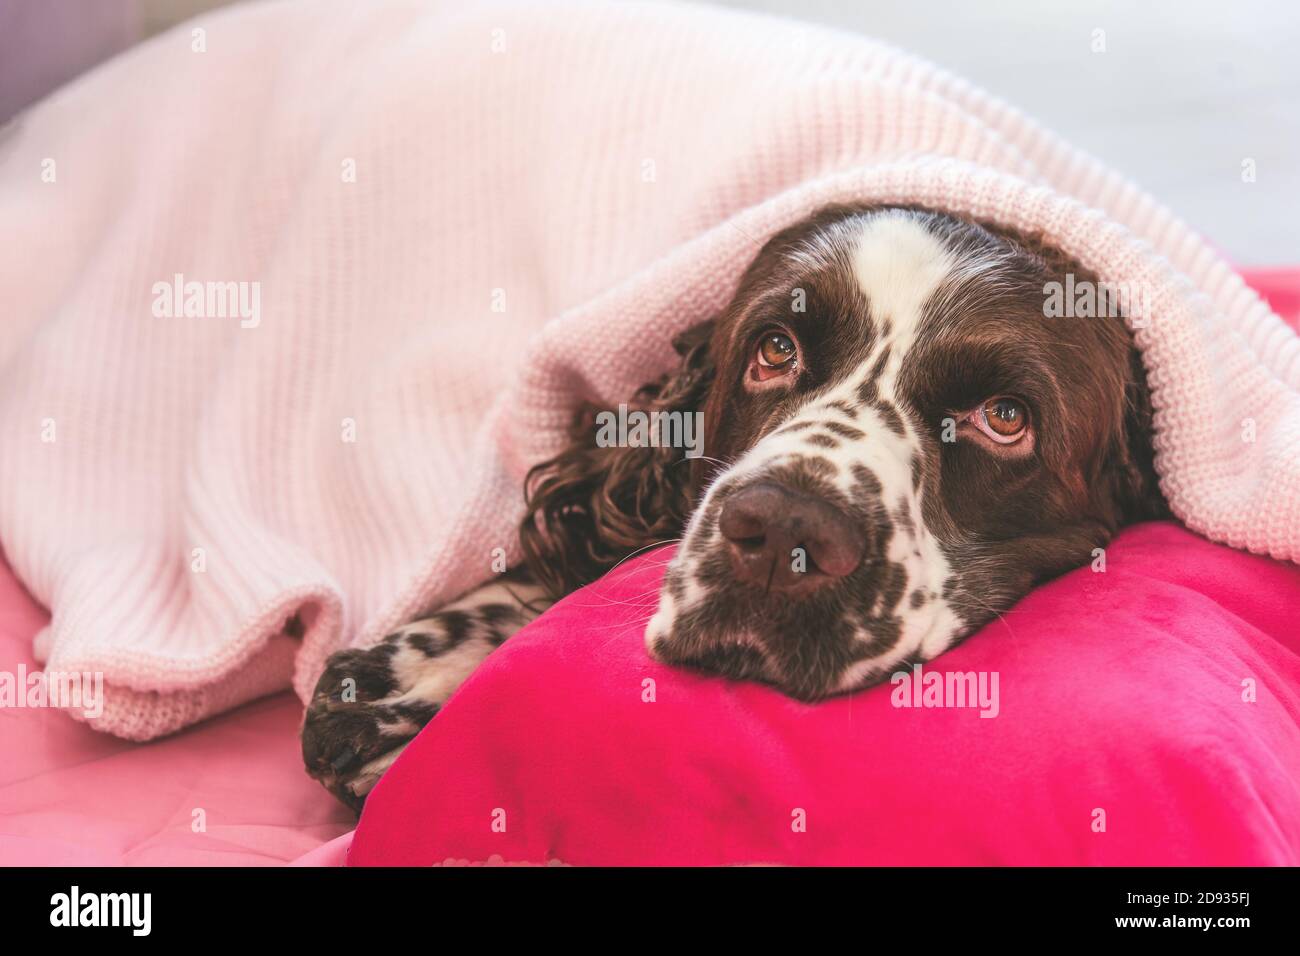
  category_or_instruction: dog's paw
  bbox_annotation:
[300,606,520,810]
[301,631,442,811]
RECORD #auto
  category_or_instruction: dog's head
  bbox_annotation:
[641,205,1165,698]
[522,205,1165,701]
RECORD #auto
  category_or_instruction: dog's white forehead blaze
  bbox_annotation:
[843,214,962,675]
[851,211,956,389]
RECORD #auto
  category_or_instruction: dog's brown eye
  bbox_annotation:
[981,397,1028,439]
[757,332,797,369]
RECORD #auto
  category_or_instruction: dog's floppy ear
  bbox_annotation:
[519,318,716,598]
[1112,343,1169,522]
[972,214,1168,526]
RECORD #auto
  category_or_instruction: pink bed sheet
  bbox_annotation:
[1,267,1297,867]
[0,556,353,865]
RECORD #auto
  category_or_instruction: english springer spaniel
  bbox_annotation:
[302,204,1166,808]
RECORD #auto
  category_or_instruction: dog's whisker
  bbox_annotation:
[601,538,682,576]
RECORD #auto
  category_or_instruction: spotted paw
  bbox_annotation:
[301,635,442,811]
[300,596,538,810]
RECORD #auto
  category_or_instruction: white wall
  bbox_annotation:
[708,0,1300,264]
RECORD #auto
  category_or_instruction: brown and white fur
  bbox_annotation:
[302,205,1165,809]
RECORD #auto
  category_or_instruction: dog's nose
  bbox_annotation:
[718,481,866,593]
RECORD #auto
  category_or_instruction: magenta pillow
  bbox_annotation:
[349,522,1300,865]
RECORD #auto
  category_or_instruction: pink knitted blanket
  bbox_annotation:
[2,0,1297,741]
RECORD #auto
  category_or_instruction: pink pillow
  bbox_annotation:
[349,521,1300,865]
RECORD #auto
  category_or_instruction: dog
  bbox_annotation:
[301,204,1166,809]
